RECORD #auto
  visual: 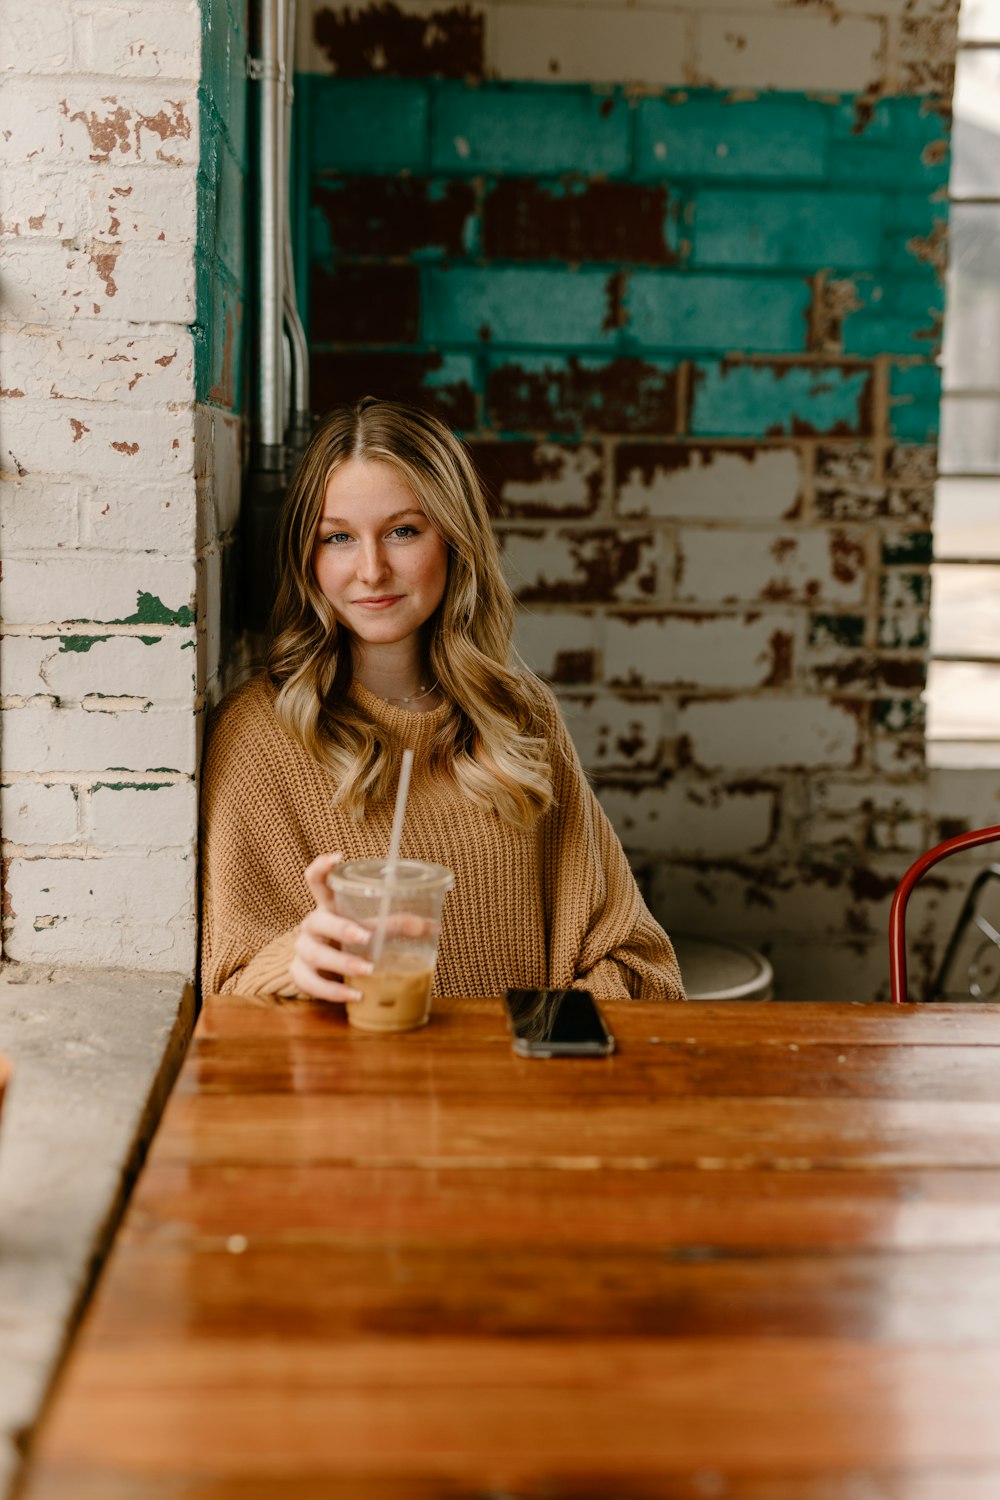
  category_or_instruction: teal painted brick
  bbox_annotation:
[832,97,948,150]
[692,190,883,271]
[423,266,619,348]
[692,190,881,273]
[628,273,811,354]
[690,363,873,438]
[431,83,630,176]
[842,275,943,356]
[888,364,941,441]
[843,317,940,357]
[635,95,829,181]
[309,79,430,172]
[829,140,949,193]
[883,196,948,277]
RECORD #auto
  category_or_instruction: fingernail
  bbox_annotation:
[344,989,363,1001]
[350,926,370,944]
[355,960,374,975]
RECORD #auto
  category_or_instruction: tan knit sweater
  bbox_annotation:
[199,674,684,1002]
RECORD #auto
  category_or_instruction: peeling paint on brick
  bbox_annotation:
[315,177,475,257]
[313,2,484,78]
[88,241,120,297]
[482,179,676,265]
[468,440,603,517]
[487,356,679,435]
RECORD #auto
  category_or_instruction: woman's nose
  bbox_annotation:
[357,540,389,583]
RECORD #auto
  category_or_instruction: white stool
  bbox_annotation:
[673,933,774,1001]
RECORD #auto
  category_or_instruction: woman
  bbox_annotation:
[200,398,684,1003]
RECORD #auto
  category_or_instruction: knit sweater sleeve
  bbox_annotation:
[199,684,311,999]
[540,691,685,1002]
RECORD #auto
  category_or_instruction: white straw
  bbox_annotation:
[371,747,414,962]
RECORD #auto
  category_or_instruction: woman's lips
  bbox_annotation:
[353,595,402,609]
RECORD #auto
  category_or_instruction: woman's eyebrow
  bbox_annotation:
[319,508,424,526]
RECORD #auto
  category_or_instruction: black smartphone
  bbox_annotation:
[503,988,615,1058]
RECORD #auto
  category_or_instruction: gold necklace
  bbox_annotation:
[386,681,439,705]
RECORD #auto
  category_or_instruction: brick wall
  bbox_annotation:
[293,0,972,999]
[0,0,246,971]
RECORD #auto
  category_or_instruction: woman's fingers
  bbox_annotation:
[289,953,363,1004]
[296,927,373,981]
[303,851,344,910]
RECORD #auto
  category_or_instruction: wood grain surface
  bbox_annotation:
[21,997,1000,1499]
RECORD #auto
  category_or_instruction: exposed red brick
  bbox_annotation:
[466,440,602,517]
[310,263,420,344]
[762,630,794,688]
[314,177,475,258]
[550,650,597,685]
[487,357,679,435]
[829,530,865,586]
[481,180,675,264]
[313,2,483,77]
[310,351,476,427]
[511,528,656,605]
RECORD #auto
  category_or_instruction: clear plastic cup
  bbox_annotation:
[327,859,454,1032]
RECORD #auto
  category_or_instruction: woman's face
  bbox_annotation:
[313,458,449,651]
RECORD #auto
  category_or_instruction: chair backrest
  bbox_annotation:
[890,824,1000,1003]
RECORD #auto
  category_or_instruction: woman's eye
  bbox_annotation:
[320,532,351,546]
[389,525,419,541]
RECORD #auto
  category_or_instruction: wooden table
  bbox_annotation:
[21,995,1000,1499]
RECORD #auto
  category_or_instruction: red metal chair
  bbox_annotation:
[889,824,1000,1003]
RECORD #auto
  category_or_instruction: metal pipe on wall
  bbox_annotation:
[251,0,285,468]
[282,0,312,450]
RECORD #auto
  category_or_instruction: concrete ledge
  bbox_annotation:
[0,964,194,1500]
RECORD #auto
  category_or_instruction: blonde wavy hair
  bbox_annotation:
[266,398,553,828]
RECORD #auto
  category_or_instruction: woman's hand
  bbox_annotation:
[289,852,374,1004]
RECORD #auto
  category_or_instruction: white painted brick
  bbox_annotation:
[677,528,867,607]
[679,697,863,771]
[0,167,79,239]
[1,631,197,701]
[487,4,689,84]
[0,780,80,845]
[83,481,196,552]
[811,778,928,821]
[0,476,81,550]
[929,769,1000,831]
[0,163,197,245]
[88,779,196,848]
[0,702,196,773]
[605,612,798,691]
[0,82,198,166]
[2,0,73,73]
[694,12,884,91]
[1,328,194,404]
[6,847,194,923]
[81,165,197,242]
[5,909,196,967]
[616,446,803,523]
[1,555,194,625]
[3,850,195,967]
[0,240,195,323]
[502,527,664,605]
[559,695,663,774]
[598,780,776,857]
[73,3,202,81]
[1,400,194,482]
[513,608,601,683]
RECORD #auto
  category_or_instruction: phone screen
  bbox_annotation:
[503,988,614,1055]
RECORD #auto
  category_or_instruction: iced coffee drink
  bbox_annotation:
[327,859,454,1033]
[351,948,435,1032]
